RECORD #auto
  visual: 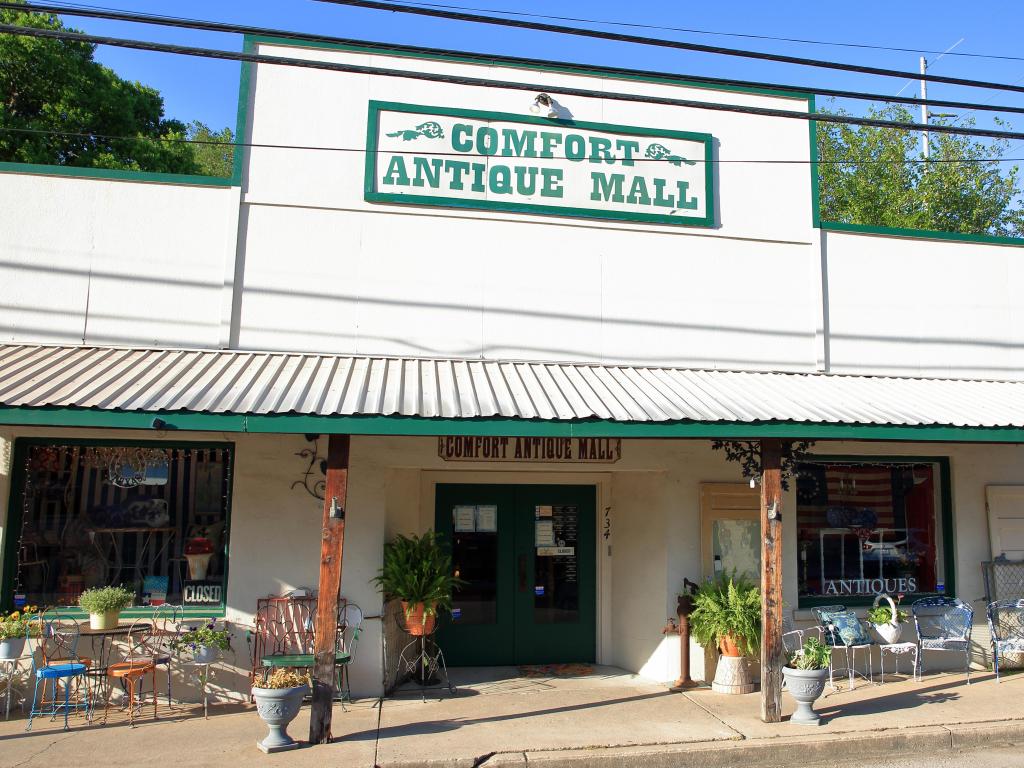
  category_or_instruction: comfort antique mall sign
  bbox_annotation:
[439,436,622,463]
[365,101,714,227]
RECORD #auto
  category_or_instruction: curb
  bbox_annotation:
[372,719,1024,768]
[482,721,1024,768]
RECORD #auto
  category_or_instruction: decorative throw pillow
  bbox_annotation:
[828,611,872,646]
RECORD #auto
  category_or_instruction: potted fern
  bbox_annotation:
[782,636,832,725]
[79,585,135,630]
[690,573,761,658]
[373,531,464,636]
[689,573,761,694]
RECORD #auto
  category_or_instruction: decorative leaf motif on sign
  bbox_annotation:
[386,121,445,141]
[645,142,697,166]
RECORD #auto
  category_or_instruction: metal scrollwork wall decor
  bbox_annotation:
[292,434,327,500]
[711,440,815,491]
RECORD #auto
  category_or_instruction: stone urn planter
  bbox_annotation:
[0,636,25,660]
[782,666,829,725]
[252,683,308,753]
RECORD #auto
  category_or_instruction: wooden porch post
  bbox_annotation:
[760,438,784,723]
[309,434,351,745]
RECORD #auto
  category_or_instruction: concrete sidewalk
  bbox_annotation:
[2,667,1023,767]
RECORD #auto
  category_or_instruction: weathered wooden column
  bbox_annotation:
[760,438,784,723]
[309,434,351,745]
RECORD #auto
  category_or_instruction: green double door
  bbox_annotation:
[435,484,596,666]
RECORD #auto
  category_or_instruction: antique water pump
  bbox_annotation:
[670,578,701,691]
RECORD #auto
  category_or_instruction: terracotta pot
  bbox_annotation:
[718,634,744,657]
[402,602,436,636]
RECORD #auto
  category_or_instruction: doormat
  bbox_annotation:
[518,663,594,678]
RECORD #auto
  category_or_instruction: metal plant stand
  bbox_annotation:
[185,658,215,719]
[392,612,455,702]
[0,659,22,720]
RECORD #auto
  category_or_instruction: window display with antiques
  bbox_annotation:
[795,458,951,605]
[3,440,233,612]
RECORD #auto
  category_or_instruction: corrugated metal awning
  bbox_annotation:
[2,343,1024,430]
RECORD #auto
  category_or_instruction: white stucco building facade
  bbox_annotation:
[1,34,1023,701]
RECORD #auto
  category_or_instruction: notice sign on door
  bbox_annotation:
[366,101,714,228]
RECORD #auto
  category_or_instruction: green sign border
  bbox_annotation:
[364,100,716,228]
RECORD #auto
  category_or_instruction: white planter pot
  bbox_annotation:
[193,645,218,664]
[186,552,213,581]
[874,622,902,644]
[89,610,121,630]
[0,637,26,660]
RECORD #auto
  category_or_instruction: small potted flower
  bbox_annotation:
[79,585,135,630]
[251,668,310,753]
[0,607,37,659]
[782,636,832,725]
[867,593,909,644]
[170,621,230,664]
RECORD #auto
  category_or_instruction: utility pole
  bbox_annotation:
[920,56,929,161]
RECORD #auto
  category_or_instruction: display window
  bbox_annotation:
[795,458,952,606]
[3,440,233,614]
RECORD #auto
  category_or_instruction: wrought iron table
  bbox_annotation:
[877,641,920,684]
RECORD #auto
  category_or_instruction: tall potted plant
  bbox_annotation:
[689,573,761,694]
[373,531,464,636]
[79,585,135,630]
[782,636,832,725]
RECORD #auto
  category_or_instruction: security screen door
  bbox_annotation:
[435,484,596,666]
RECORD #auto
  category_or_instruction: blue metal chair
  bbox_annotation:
[912,596,974,683]
[986,598,1024,683]
[26,612,93,731]
[812,604,874,690]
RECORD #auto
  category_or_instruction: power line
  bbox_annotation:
[317,0,1024,97]
[334,0,1024,63]
[9,3,1024,119]
[3,22,1024,142]
[3,124,1020,164]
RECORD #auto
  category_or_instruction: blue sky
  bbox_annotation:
[51,0,1024,155]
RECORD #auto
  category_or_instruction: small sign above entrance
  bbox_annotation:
[438,436,622,463]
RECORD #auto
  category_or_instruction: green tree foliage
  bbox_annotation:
[187,121,235,178]
[818,104,1024,237]
[0,3,233,176]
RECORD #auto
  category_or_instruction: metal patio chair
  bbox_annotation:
[986,598,1024,683]
[124,604,182,708]
[813,605,874,690]
[26,612,93,731]
[103,617,158,727]
[912,596,974,683]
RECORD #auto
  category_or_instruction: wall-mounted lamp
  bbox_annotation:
[529,93,559,119]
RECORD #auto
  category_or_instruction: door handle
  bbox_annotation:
[518,554,527,591]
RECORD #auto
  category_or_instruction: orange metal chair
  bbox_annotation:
[103,619,157,727]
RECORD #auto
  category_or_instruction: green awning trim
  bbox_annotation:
[1,406,1023,443]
